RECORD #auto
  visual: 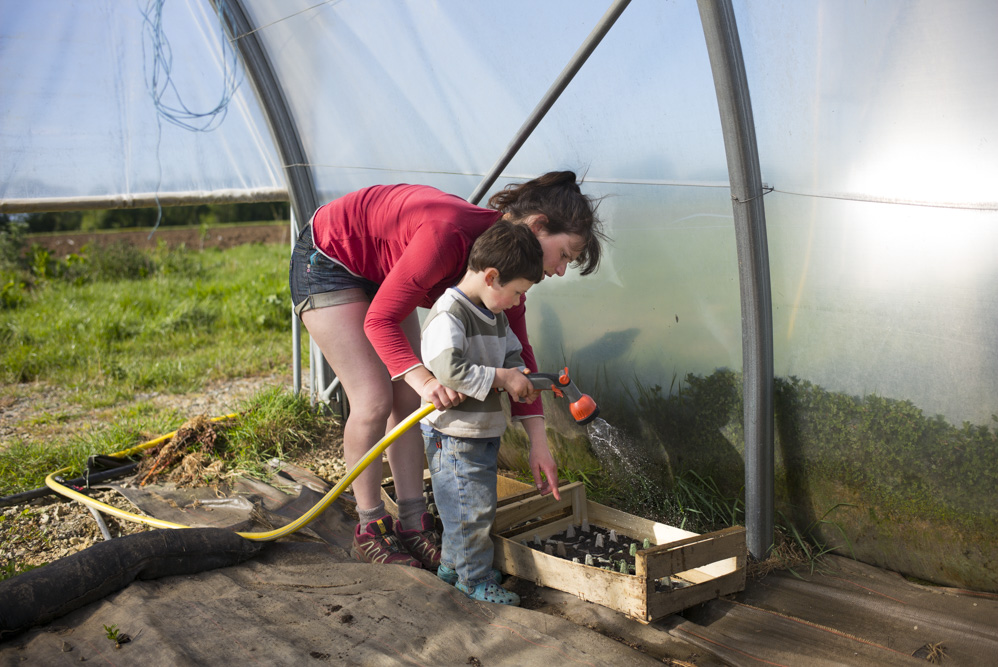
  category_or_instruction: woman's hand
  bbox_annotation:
[420,375,463,410]
[522,417,561,501]
[406,366,463,409]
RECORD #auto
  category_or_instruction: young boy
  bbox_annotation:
[419,219,544,606]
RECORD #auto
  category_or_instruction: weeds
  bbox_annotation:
[0,236,315,497]
[223,387,331,479]
[0,387,329,496]
[775,504,856,576]
[0,560,43,583]
[103,623,130,647]
[103,624,120,642]
[913,641,948,664]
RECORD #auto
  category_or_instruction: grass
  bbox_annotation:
[1,241,293,396]
[0,233,314,496]
[215,386,334,480]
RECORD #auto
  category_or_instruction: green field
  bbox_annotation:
[1,230,315,494]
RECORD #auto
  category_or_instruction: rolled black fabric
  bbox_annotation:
[0,527,265,640]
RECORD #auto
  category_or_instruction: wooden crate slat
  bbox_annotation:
[493,537,646,619]
[586,502,701,545]
[498,508,574,540]
[497,475,533,498]
[497,486,543,508]
[637,526,746,580]
[491,481,584,533]
[503,514,577,542]
[643,568,747,620]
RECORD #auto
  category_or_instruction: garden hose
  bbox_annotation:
[44,404,437,542]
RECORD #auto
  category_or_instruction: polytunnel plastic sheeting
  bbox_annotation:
[236,0,736,382]
[236,1,728,200]
[731,0,998,592]
[736,0,998,209]
[0,0,284,208]
[730,0,998,427]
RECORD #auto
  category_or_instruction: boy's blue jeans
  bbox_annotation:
[421,425,500,588]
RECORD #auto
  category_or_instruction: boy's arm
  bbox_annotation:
[421,311,496,401]
[494,326,536,402]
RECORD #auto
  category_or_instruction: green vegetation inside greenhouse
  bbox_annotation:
[499,365,997,586]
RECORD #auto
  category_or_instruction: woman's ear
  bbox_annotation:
[527,213,549,235]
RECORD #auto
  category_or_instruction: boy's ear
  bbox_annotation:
[484,267,499,286]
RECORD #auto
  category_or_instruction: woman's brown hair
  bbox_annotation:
[487,171,608,276]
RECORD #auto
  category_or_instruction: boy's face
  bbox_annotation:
[484,275,534,314]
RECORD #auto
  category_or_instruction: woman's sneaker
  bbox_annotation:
[437,565,502,586]
[351,516,421,567]
[396,512,442,570]
[455,580,520,606]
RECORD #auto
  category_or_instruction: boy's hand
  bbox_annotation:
[520,369,543,404]
[497,368,534,403]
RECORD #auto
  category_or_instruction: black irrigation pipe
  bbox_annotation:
[0,463,139,509]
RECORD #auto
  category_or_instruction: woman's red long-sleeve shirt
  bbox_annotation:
[310,183,543,419]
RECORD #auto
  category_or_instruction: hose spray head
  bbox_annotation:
[525,367,600,425]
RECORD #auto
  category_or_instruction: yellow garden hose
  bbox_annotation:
[44,404,437,541]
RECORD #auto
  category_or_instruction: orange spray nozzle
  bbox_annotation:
[570,393,599,425]
[525,368,600,426]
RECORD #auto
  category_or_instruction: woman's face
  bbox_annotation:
[525,215,584,279]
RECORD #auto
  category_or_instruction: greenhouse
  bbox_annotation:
[2,0,996,663]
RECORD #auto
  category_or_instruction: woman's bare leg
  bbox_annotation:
[383,311,427,504]
[301,294,394,511]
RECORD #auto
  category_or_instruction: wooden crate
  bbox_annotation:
[492,476,746,623]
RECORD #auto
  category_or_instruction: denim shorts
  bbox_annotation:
[289,223,380,318]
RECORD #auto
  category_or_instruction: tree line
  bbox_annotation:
[0,201,290,234]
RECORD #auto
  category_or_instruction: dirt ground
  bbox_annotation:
[25,221,289,255]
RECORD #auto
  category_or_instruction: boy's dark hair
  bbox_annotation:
[468,219,544,285]
[487,170,609,276]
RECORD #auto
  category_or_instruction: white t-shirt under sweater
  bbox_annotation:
[420,287,526,439]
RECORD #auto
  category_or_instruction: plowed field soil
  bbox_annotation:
[26,222,289,255]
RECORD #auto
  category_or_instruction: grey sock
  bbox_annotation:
[357,501,387,529]
[397,497,428,532]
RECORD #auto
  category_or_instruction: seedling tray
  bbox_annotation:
[492,477,746,623]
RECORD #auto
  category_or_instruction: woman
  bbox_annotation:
[289,171,606,569]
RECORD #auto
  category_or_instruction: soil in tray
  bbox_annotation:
[516,523,691,592]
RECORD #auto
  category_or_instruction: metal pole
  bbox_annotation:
[291,210,302,397]
[697,0,775,559]
[468,0,632,205]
